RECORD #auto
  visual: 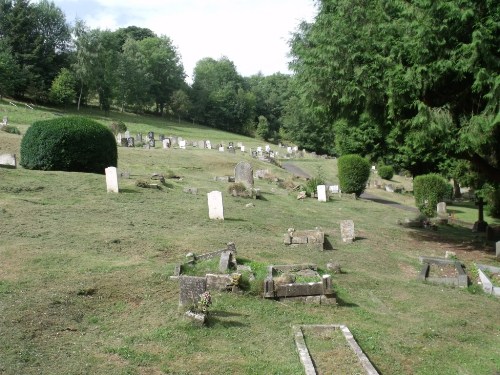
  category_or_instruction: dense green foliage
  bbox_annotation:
[413,174,451,217]
[337,154,371,196]
[290,0,500,185]
[20,116,117,173]
[378,165,394,180]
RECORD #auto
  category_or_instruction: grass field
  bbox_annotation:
[1,100,500,375]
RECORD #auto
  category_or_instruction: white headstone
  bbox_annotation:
[206,140,211,149]
[219,146,224,152]
[265,145,270,152]
[0,154,16,168]
[287,146,293,154]
[105,167,119,193]
[257,146,262,153]
[162,139,169,149]
[317,185,327,202]
[207,191,224,220]
[241,146,245,152]
[293,146,298,152]
[437,202,447,215]
[179,140,186,149]
[329,185,340,194]
[116,133,122,144]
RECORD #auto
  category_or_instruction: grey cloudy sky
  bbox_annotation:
[48,0,317,81]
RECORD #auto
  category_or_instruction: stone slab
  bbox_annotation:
[179,276,207,306]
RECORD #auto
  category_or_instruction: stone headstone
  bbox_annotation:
[0,154,16,168]
[265,145,270,152]
[105,166,119,193]
[257,146,262,155]
[205,140,211,149]
[148,139,155,148]
[198,140,205,149]
[437,202,447,215]
[179,140,186,149]
[218,146,224,152]
[496,241,500,259]
[329,185,340,194]
[162,139,170,149]
[147,131,154,141]
[120,138,128,147]
[219,251,233,273]
[235,161,254,189]
[269,151,275,158]
[340,220,355,243]
[124,130,130,139]
[207,191,224,220]
[251,150,257,158]
[136,133,142,142]
[317,185,327,202]
[385,184,394,193]
[179,276,207,306]
[2,116,8,125]
[126,137,134,147]
[237,142,243,148]
[293,146,298,152]
[171,136,178,146]
[241,146,245,152]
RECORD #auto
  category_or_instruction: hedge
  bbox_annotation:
[337,154,371,197]
[20,116,117,174]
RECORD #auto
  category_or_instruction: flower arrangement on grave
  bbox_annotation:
[197,291,212,314]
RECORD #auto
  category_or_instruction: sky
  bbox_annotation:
[47,0,318,82]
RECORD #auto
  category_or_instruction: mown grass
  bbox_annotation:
[1,100,500,375]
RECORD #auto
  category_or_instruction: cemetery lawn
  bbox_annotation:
[1,101,500,375]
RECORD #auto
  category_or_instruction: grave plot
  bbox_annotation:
[477,264,500,297]
[263,264,336,304]
[293,325,379,375]
[284,228,325,250]
[418,256,468,287]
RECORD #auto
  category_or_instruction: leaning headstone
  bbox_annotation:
[0,154,16,168]
[207,191,224,220]
[317,185,327,202]
[179,276,207,306]
[179,140,186,149]
[219,251,233,273]
[126,137,134,147]
[340,220,355,243]
[235,161,254,189]
[437,202,447,216]
[105,167,119,193]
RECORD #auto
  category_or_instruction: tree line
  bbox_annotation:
[1,0,498,213]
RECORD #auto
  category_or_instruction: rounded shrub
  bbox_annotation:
[337,154,371,197]
[413,173,450,217]
[20,116,117,174]
[378,165,394,180]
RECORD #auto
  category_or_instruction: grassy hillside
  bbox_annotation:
[1,100,499,375]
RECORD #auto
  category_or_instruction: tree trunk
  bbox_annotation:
[77,85,83,111]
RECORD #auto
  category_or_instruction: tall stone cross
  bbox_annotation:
[473,197,488,232]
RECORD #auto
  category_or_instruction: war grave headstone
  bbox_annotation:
[340,220,355,243]
[179,140,186,149]
[234,161,254,189]
[205,140,211,149]
[207,191,224,220]
[126,137,134,147]
[105,166,119,193]
[241,145,245,152]
[418,256,468,287]
[317,185,327,202]
[0,154,16,168]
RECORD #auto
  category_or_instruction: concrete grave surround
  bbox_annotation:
[418,256,468,287]
[0,154,16,168]
[317,185,327,202]
[340,220,355,243]
[105,166,119,193]
[207,191,224,220]
[477,264,500,297]
[234,161,254,189]
[178,276,207,306]
[293,325,379,375]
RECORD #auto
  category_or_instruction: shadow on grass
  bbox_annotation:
[360,194,418,213]
[209,310,247,318]
[224,218,246,222]
[324,235,335,250]
[335,295,359,308]
[118,188,140,194]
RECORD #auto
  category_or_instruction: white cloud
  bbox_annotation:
[51,0,317,80]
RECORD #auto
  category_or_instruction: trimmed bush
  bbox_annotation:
[337,154,371,197]
[378,165,394,180]
[20,116,117,174]
[413,174,450,217]
[109,120,127,135]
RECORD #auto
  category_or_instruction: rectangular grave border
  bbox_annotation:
[264,264,336,304]
[418,256,468,287]
[283,228,325,250]
[293,324,379,375]
[477,264,500,297]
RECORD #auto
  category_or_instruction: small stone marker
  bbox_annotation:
[234,161,254,189]
[105,166,119,193]
[437,202,447,215]
[207,191,224,220]
[317,185,327,202]
[0,154,16,168]
[340,220,355,243]
[179,140,186,149]
[179,276,207,306]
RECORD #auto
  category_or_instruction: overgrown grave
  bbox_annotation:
[293,325,379,375]
[418,256,468,287]
[283,227,325,250]
[263,264,336,305]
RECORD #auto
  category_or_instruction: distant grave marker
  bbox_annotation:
[317,185,327,202]
[105,166,119,193]
[340,220,355,243]
[207,191,224,220]
[234,161,254,189]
